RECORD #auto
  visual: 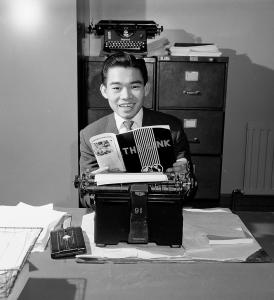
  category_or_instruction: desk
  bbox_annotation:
[19,209,274,300]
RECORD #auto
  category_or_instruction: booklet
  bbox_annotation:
[89,125,176,173]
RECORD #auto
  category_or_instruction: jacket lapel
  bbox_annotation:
[142,107,153,127]
[105,113,119,134]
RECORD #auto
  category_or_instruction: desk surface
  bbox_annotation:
[18,209,274,300]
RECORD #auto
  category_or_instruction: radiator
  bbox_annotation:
[243,122,274,195]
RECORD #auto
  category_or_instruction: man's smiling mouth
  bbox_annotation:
[119,103,134,108]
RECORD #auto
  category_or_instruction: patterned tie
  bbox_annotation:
[123,120,134,131]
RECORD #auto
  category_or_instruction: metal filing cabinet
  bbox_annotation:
[157,56,229,201]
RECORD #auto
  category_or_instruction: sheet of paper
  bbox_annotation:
[0,203,69,252]
[183,209,247,238]
[95,172,168,185]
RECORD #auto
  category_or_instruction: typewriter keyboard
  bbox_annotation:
[105,40,146,51]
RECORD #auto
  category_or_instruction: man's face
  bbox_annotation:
[100,66,150,120]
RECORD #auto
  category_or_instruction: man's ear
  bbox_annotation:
[100,84,108,99]
[144,82,150,97]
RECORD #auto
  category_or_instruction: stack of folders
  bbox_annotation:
[169,43,222,57]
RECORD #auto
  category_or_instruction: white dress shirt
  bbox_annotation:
[114,108,143,133]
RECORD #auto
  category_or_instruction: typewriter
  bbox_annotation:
[89,20,163,53]
[74,170,197,247]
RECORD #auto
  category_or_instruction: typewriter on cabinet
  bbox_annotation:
[89,20,163,54]
[74,170,197,248]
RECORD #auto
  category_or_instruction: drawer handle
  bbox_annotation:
[189,137,200,144]
[183,90,201,96]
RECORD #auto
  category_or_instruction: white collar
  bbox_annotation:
[114,108,143,133]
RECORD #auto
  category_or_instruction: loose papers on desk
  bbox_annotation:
[183,208,253,245]
[77,208,262,262]
[0,203,70,252]
[0,203,69,298]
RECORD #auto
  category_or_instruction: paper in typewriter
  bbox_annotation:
[89,125,175,173]
[95,172,168,185]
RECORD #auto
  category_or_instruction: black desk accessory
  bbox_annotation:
[50,227,86,259]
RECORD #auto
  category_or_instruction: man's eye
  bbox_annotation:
[132,85,141,89]
[112,87,121,91]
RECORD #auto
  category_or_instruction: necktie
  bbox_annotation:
[123,120,134,131]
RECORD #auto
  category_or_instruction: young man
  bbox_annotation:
[79,51,192,175]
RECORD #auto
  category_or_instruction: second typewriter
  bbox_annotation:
[89,20,163,54]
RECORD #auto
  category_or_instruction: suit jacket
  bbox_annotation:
[79,107,191,173]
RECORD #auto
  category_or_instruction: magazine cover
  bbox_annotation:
[89,125,176,172]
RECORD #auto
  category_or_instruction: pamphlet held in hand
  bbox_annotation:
[89,125,176,173]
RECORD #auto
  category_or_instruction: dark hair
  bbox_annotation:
[101,52,148,85]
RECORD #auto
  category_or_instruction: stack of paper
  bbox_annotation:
[183,208,253,246]
[0,203,70,252]
[169,43,222,57]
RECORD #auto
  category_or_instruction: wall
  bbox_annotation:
[88,0,274,194]
[0,0,78,206]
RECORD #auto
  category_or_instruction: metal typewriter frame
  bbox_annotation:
[75,171,195,208]
[88,20,163,53]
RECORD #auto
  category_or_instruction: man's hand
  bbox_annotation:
[91,166,109,175]
[166,158,188,175]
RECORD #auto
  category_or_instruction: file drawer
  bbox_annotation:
[161,110,224,155]
[158,60,226,109]
[87,109,112,125]
[86,57,155,109]
[192,156,222,199]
